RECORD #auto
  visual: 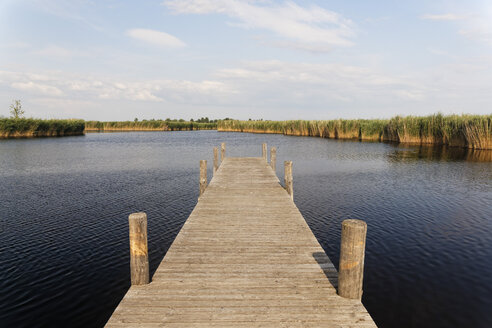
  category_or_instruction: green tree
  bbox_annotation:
[9,99,24,118]
[134,118,138,122]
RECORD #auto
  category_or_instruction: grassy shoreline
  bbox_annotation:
[0,119,217,138]
[218,114,492,150]
[84,120,217,131]
[0,118,85,138]
[2,115,490,150]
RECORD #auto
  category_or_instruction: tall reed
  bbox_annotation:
[84,120,216,131]
[0,118,85,138]
[218,114,492,149]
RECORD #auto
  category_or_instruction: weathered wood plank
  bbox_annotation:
[105,156,376,327]
[128,213,149,285]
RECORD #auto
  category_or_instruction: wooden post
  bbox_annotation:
[270,147,276,171]
[262,143,267,161]
[129,212,149,285]
[200,160,207,197]
[220,142,226,163]
[284,161,293,200]
[213,147,218,175]
[338,219,367,299]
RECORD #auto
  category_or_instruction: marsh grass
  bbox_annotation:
[219,114,492,149]
[0,118,85,137]
[84,120,216,131]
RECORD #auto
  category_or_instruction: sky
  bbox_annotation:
[1,0,492,121]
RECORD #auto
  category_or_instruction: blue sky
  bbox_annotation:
[1,0,491,120]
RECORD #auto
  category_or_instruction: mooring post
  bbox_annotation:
[213,147,218,175]
[270,147,276,171]
[128,212,149,285]
[200,160,207,197]
[221,142,226,163]
[284,161,293,200]
[338,219,367,299]
[262,143,267,161]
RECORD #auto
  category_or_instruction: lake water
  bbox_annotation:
[0,131,491,328]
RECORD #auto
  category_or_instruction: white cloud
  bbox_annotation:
[0,70,235,106]
[394,90,425,101]
[212,59,492,117]
[98,83,164,102]
[2,53,492,120]
[458,21,492,45]
[32,0,104,31]
[213,60,429,110]
[163,0,355,51]
[126,28,186,48]
[2,42,30,49]
[11,81,63,96]
[216,60,402,87]
[420,13,466,21]
[421,12,492,46]
[34,45,73,57]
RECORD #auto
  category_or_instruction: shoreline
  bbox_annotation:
[218,114,492,150]
[218,127,492,150]
[218,128,492,160]
[84,127,215,132]
[0,131,85,139]
[0,118,86,139]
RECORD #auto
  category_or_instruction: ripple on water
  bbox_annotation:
[0,132,491,328]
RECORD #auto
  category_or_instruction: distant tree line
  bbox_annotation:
[132,117,234,123]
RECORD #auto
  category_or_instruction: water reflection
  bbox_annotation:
[388,144,492,162]
[0,132,491,328]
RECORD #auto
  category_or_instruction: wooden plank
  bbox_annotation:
[106,156,376,327]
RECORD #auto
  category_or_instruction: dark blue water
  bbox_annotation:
[0,131,491,328]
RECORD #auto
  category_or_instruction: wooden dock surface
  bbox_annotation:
[106,157,377,327]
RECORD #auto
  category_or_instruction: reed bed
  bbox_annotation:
[219,114,492,149]
[84,120,217,131]
[0,118,85,138]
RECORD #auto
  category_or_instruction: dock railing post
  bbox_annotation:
[262,143,267,161]
[221,142,226,163]
[338,219,367,299]
[213,147,218,175]
[200,160,207,197]
[284,161,293,200]
[129,212,149,285]
[270,147,276,171]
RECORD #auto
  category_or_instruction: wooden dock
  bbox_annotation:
[106,154,377,327]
